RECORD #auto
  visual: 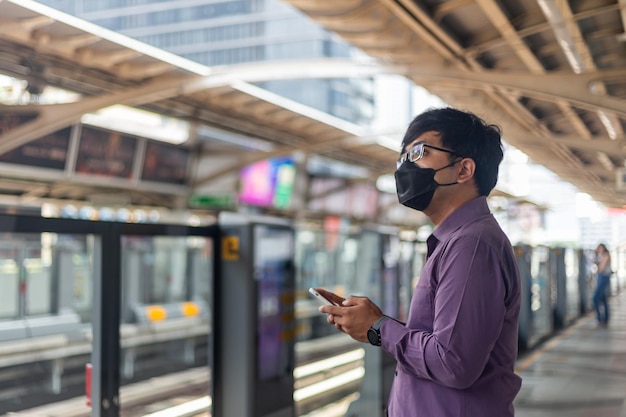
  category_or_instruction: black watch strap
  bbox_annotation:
[372,315,389,331]
[367,316,389,346]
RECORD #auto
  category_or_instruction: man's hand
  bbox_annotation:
[316,289,384,343]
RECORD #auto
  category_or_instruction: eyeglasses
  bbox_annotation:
[396,143,461,168]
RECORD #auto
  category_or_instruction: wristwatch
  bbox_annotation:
[367,316,389,346]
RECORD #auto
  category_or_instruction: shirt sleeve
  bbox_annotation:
[380,235,509,389]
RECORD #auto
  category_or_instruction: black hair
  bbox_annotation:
[401,107,503,196]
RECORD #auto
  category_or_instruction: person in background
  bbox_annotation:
[316,107,521,417]
[593,243,611,327]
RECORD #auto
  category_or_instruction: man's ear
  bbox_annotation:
[457,158,475,184]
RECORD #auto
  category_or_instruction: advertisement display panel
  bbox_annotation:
[239,157,296,209]
[0,128,70,170]
[0,113,37,134]
[75,125,136,178]
[141,140,189,185]
[0,114,69,171]
[254,225,294,381]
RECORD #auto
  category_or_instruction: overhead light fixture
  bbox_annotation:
[615,168,626,190]
[197,125,273,151]
[538,0,623,142]
[232,81,363,137]
[598,111,620,140]
[82,105,189,144]
[596,151,614,171]
[537,0,585,73]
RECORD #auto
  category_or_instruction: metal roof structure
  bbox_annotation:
[284,0,626,207]
[0,0,400,211]
[0,0,625,213]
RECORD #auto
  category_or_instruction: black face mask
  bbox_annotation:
[394,160,459,211]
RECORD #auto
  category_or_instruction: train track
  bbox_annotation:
[5,334,363,417]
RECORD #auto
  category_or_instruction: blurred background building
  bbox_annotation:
[36,0,378,126]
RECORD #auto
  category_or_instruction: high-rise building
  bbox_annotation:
[37,0,376,125]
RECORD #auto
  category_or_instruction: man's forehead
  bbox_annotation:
[405,131,442,148]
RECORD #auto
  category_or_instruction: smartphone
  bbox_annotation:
[308,287,340,306]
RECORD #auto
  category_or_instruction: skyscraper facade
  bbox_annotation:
[37,0,375,125]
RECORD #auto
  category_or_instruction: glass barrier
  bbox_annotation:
[563,248,580,323]
[293,227,432,416]
[294,229,361,340]
[529,246,553,345]
[397,241,427,322]
[294,228,368,416]
[0,246,19,320]
[118,235,213,417]
[0,232,95,415]
[614,247,626,294]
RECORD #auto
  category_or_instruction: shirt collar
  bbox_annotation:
[431,196,491,243]
[426,233,439,258]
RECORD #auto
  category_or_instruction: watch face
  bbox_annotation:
[367,328,380,346]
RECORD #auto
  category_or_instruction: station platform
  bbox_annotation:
[7,292,626,417]
[514,290,626,417]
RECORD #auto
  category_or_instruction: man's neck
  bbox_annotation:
[425,191,480,226]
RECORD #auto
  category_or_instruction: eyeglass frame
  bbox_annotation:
[396,143,463,168]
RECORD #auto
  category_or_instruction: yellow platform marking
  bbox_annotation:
[515,315,593,373]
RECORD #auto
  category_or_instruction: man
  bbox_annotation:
[317,107,522,416]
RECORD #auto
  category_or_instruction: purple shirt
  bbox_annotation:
[382,196,521,417]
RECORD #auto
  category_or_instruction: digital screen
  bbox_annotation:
[255,226,294,381]
[141,140,189,185]
[75,125,136,178]
[239,157,296,209]
[0,128,70,171]
[0,113,70,170]
[0,113,37,135]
